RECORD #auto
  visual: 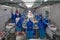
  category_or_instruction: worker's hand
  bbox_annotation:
[46,23,49,25]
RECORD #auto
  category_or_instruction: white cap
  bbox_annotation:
[27,11,34,19]
[28,11,31,13]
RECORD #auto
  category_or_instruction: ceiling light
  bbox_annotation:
[22,0,36,8]
[22,0,36,2]
[25,3,34,8]
[10,0,13,1]
[44,0,48,2]
[26,4,33,8]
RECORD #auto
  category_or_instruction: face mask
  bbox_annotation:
[16,13,19,16]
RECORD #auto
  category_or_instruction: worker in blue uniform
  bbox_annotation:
[43,11,49,29]
[15,10,21,18]
[37,15,46,39]
[11,12,16,23]
[11,10,21,23]
[35,14,42,20]
[15,16,24,32]
[26,19,34,39]
[43,16,49,31]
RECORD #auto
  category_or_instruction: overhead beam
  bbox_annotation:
[0,2,26,9]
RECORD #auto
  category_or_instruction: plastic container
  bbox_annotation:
[6,23,15,32]
[16,32,26,40]
[48,24,57,32]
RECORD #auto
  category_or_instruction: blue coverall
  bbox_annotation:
[11,13,16,23]
[26,20,34,39]
[15,17,24,32]
[11,13,21,23]
[38,19,46,39]
[37,15,46,39]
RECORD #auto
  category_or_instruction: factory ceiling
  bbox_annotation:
[0,0,43,9]
[0,0,60,9]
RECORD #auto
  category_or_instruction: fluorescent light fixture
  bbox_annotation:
[10,0,13,1]
[22,0,36,8]
[25,5,32,8]
[44,0,48,2]
[22,0,36,2]
[25,3,34,8]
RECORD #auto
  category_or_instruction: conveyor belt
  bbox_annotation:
[2,25,15,40]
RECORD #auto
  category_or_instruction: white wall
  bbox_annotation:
[50,3,60,30]
[0,5,12,31]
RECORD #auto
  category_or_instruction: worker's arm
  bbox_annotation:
[43,20,49,25]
